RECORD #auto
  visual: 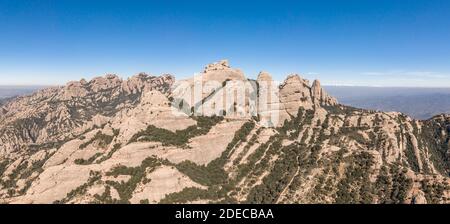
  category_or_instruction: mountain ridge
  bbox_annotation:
[0,60,449,204]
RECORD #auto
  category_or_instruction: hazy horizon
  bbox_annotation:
[4,79,450,89]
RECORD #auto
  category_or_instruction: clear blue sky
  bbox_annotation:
[1,0,449,87]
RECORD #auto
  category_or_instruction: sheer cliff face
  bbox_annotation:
[0,61,449,204]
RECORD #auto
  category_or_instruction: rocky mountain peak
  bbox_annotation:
[311,79,338,106]
[311,79,321,89]
[201,60,245,83]
[203,59,230,73]
[282,74,310,88]
[123,73,174,94]
[79,78,88,85]
[62,74,122,98]
[134,72,150,78]
[89,74,122,92]
[62,73,176,96]
[276,74,338,119]
[278,74,315,114]
[257,71,273,82]
[0,73,176,155]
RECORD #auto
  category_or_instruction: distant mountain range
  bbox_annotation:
[325,86,450,120]
[0,86,49,103]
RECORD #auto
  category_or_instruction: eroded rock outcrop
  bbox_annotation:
[0,60,449,205]
[202,60,246,83]
[0,74,175,154]
[311,80,338,106]
[279,74,315,113]
[257,72,289,126]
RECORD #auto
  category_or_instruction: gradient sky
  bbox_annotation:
[1,0,450,87]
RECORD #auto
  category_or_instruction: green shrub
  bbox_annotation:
[74,153,103,165]
[162,121,255,203]
[0,159,10,177]
[334,152,376,204]
[93,185,115,204]
[96,143,122,164]
[79,131,115,149]
[55,171,102,204]
[404,135,420,172]
[421,179,448,204]
[159,187,218,204]
[129,116,223,147]
[106,157,162,203]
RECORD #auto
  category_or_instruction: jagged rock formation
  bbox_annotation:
[171,60,254,118]
[0,60,449,204]
[202,59,246,83]
[280,75,314,113]
[0,74,174,155]
[257,72,288,127]
[311,80,338,106]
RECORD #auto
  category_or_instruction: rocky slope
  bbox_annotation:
[0,61,449,204]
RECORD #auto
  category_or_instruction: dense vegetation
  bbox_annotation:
[246,140,303,203]
[421,178,449,204]
[161,121,256,203]
[160,187,220,204]
[334,152,375,204]
[104,156,164,203]
[375,164,413,204]
[95,143,122,164]
[0,159,9,177]
[421,119,450,176]
[79,130,117,149]
[74,153,103,165]
[2,92,450,204]
[128,116,223,147]
[159,106,450,204]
